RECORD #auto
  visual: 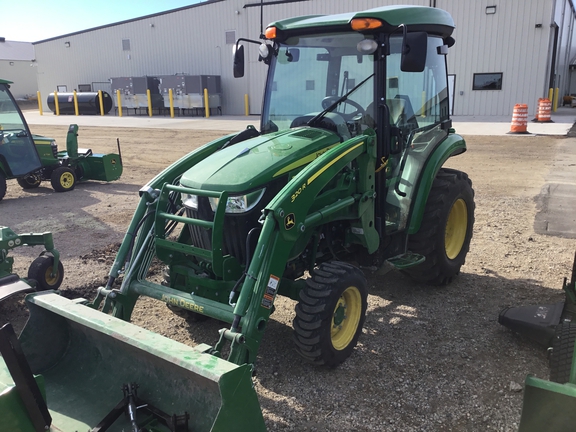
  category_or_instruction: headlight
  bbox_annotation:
[181,193,198,210]
[51,141,58,158]
[209,188,266,214]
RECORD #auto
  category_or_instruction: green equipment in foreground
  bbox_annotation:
[0,226,63,302]
[500,251,576,431]
[20,123,123,193]
[2,6,474,431]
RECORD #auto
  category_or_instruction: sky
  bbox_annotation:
[3,1,205,43]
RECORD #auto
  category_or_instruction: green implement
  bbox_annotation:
[0,226,63,301]
[500,251,576,430]
[0,292,265,432]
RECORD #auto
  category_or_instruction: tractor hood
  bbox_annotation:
[179,127,341,193]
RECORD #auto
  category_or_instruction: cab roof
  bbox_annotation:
[268,5,455,38]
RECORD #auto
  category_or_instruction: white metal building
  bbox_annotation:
[32,0,576,117]
[0,39,37,99]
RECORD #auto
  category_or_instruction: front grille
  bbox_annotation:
[183,179,286,266]
[185,200,260,265]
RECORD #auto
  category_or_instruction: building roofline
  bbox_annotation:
[33,0,224,44]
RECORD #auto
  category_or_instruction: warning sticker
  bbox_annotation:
[261,275,280,309]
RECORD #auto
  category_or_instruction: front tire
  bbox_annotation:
[28,255,64,291]
[405,168,475,285]
[17,174,42,189]
[293,261,367,367]
[51,166,76,192]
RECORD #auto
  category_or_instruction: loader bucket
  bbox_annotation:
[519,375,576,431]
[5,292,265,432]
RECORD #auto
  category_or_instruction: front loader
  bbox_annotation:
[2,6,475,431]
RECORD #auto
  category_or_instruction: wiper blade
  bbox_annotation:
[307,73,374,127]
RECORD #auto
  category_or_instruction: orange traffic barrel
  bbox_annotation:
[509,104,529,134]
[535,98,553,122]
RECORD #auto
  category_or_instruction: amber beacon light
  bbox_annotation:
[265,26,277,39]
[351,18,383,31]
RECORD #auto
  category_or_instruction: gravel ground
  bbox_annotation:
[2,125,576,431]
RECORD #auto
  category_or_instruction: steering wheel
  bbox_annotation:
[321,96,365,120]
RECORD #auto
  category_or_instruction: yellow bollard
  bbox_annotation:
[98,90,105,116]
[73,90,79,116]
[169,88,175,118]
[147,89,153,117]
[204,88,210,118]
[244,94,249,116]
[549,88,554,103]
[54,91,60,116]
[553,87,559,112]
[37,91,43,115]
[116,90,123,117]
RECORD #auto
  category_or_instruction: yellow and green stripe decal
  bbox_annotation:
[273,144,338,177]
[307,141,364,185]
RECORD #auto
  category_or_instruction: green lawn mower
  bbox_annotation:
[0,226,63,302]
[0,78,122,200]
[21,123,123,193]
[1,6,475,431]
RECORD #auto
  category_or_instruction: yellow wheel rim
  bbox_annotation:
[60,172,74,188]
[445,198,468,259]
[44,266,59,286]
[331,286,362,351]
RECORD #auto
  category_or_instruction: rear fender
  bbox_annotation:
[407,133,466,234]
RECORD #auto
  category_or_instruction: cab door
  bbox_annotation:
[0,82,42,177]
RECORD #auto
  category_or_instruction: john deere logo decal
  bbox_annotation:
[284,213,295,230]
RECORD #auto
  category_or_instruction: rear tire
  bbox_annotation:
[28,255,64,291]
[51,166,76,192]
[17,174,42,189]
[0,171,6,201]
[550,323,576,384]
[405,168,475,285]
[293,261,367,367]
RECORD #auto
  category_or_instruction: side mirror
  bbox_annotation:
[401,32,427,73]
[233,45,245,78]
[286,48,299,62]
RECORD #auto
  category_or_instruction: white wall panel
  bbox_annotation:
[33,0,575,117]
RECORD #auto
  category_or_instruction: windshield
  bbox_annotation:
[261,32,375,134]
[0,84,41,176]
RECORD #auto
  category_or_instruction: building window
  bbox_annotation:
[306,80,315,90]
[122,39,131,51]
[472,73,503,90]
[78,84,91,92]
[225,31,236,45]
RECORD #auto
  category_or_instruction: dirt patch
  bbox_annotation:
[2,126,576,431]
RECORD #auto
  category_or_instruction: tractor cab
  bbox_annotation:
[234,6,460,242]
[0,80,42,199]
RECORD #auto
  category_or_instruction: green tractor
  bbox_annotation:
[0,79,43,201]
[1,6,474,431]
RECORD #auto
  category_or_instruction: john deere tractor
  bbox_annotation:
[1,6,474,431]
